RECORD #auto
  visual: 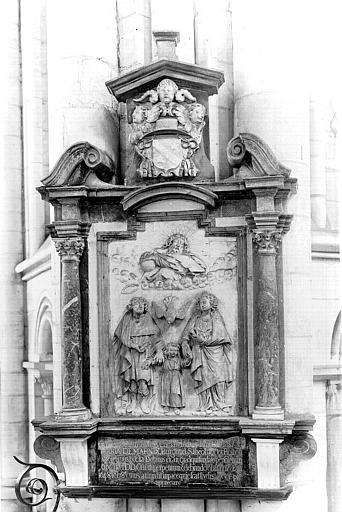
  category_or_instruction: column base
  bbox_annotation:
[56,406,93,422]
[252,406,284,420]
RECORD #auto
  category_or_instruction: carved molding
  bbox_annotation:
[121,182,218,213]
[41,142,116,187]
[226,133,291,179]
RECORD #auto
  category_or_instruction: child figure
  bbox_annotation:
[158,342,191,415]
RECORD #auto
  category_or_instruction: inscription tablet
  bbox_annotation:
[97,437,256,488]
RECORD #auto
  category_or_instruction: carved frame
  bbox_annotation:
[96,216,248,418]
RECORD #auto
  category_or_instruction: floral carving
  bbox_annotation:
[54,238,85,260]
[252,231,282,253]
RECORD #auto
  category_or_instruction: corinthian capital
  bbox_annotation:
[54,237,85,261]
[252,230,282,254]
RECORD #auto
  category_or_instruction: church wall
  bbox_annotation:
[0,1,26,510]
[46,0,119,169]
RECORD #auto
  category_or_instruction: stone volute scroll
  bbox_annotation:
[41,141,117,188]
[226,133,292,179]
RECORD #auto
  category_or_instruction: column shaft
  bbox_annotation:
[255,252,280,408]
[62,257,83,408]
[55,238,90,419]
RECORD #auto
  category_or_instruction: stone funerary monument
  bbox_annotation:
[17,33,316,510]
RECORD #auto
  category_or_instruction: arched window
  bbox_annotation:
[35,297,53,361]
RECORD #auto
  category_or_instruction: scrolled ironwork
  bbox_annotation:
[14,456,61,511]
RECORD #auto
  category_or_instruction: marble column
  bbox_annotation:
[232,0,312,417]
[54,238,91,420]
[246,190,285,420]
[252,229,282,417]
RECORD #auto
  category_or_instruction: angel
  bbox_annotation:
[152,295,192,327]
[151,295,192,363]
[129,105,152,144]
[133,79,197,120]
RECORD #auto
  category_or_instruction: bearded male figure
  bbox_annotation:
[113,297,161,415]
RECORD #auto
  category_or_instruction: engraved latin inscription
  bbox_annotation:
[98,437,256,488]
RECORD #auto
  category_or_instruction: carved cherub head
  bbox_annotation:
[157,79,178,105]
[127,296,149,315]
[163,233,189,254]
[132,105,147,124]
[188,103,206,124]
[196,292,218,312]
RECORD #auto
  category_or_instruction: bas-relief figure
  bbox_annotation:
[181,293,233,415]
[154,342,191,415]
[139,233,207,288]
[113,297,160,415]
[112,293,234,417]
[129,79,206,179]
[108,223,238,417]
[115,232,236,294]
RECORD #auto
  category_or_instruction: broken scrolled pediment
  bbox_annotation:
[226,133,291,179]
[41,142,117,188]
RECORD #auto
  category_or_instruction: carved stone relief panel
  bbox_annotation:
[129,79,206,179]
[105,221,238,417]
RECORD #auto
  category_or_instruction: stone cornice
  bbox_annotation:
[106,59,225,101]
[34,416,314,438]
[38,177,297,204]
